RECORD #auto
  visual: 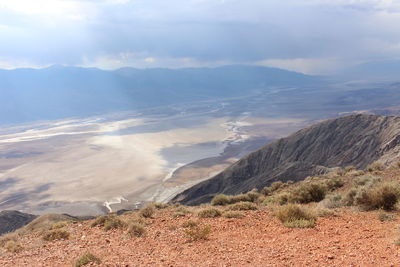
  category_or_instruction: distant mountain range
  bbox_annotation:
[173,114,400,205]
[338,59,400,80]
[0,65,315,125]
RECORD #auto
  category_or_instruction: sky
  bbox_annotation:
[0,0,400,74]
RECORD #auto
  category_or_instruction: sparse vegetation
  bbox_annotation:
[4,240,23,253]
[75,252,101,267]
[211,191,261,206]
[275,204,316,228]
[127,222,146,237]
[139,204,155,218]
[318,193,343,209]
[367,161,385,172]
[355,182,400,211]
[378,212,395,222]
[51,221,68,230]
[289,182,327,203]
[211,194,231,206]
[261,181,287,196]
[91,215,126,231]
[153,202,169,209]
[184,225,211,241]
[42,229,70,241]
[182,220,198,228]
[223,211,244,218]
[226,201,257,211]
[198,207,222,218]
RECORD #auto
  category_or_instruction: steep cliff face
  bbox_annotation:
[173,114,400,205]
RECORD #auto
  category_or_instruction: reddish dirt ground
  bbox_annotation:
[0,207,400,267]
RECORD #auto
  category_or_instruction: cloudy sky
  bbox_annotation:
[0,0,399,74]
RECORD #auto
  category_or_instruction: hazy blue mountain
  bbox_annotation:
[0,65,316,125]
[338,60,400,80]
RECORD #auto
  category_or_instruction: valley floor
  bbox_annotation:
[0,207,399,266]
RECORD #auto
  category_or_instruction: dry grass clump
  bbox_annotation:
[367,161,385,172]
[42,229,70,241]
[173,205,192,218]
[223,211,244,218]
[211,191,261,206]
[0,233,19,248]
[355,182,400,211]
[75,252,101,267]
[182,220,198,228]
[275,204,316,228]
[198,207,222,218]
[127,222,146,237]
[318,193,343,209]
[226,202,257,211]
[289,182,327,204]
[4,240,23,253]
[378,212,395,222]
[153,202,169,209]
[184,225,211,241]
[51,221,68,230]
[261,181,287,196]
[91,215,126,231]
[139,204,155,218]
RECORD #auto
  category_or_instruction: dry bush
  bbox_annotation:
[325,178,344,191]
[211,194,231,206]
[289,183,327,204]
[0,233,18,248]
[139,204,155,218]
[223,211,244,218]
[181,220,198,228]
[347,170,365,176]
[127,222,146,237]
[153,202,169,209]
[378,212,395,222]
[21,214,76,235]
[4,240,23,253]
[367,161,385,172]
[184,225,211,241]
[261,181,286,196]
[91,215,126,231]
[173,205,192,218]
[355,182,400,211]
[318,193,343,209]
[226,202,257,211]
[275,204,316,228]
[344,166,356,173]
[75,252,101,267]
[51,221,68,230]
[42,229,70,241]
[198,207,222,218]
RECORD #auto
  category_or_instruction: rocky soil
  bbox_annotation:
[0,206,399,266]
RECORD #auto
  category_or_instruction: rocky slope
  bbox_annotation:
[173,114,400,205]
[0,211,37,235]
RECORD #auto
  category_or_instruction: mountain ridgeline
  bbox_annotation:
[173,114,400,205]
[0,65,315,125]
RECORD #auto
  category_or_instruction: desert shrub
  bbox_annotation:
[140,204,155,218]
[245,190,261,202]
[325,178,344,191]
[91,215,126,231]
[223,211,244,218]
[51,221,68,230]
[198,207,222,218]
[182,220,198,228]
[227,202,257,211]
[261,181,286,195]
[354,175,381,187]
[355,182,400,211]
[0,233,18,247]
[127,222,146,237]
[378,212,395,222]
[344,166,356,173]
[42,229,70,241]
[75,252,101,267]
[153,202,169,209]
[289,183,327,203]
[4,240,22,253]
[367,161,385,172]
[173,206,192,217]
[230,194,252,203]
[211,194,231,206]
[184,225,211,241]
[275,204,316,228]
[318,193,343,209]
[347,170,365,176]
